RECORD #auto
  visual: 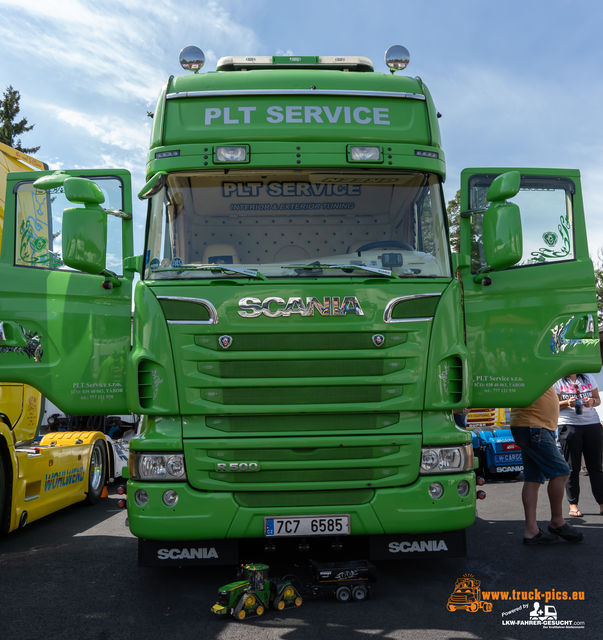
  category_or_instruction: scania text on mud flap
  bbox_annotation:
[0,45,599,561]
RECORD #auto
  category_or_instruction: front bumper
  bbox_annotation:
[127,471,476,540]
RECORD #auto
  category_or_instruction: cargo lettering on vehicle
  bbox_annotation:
[388,540,449,553]
[204,105,390,126]
[157,548,219,560]
[44,466,86,491]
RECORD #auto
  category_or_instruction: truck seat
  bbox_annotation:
[273,245,310,263]
[202,244,240,265]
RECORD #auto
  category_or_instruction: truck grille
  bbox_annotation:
[170,329,427,413]
[184,434,421,492]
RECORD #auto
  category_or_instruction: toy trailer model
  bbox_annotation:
[211,562,302,620]
[0,44,600,564]
[308,559,377,602]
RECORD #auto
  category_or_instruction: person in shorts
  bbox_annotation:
[510,387,583,545]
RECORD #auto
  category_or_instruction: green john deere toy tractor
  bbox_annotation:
[211,563,303,620]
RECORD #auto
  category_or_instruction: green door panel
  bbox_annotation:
[0,169,134,414]
[460,167,600,407]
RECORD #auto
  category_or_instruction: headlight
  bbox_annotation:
[129,452,187,480]
[419,444,473,474]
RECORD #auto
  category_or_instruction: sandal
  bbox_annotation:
[569,507,582,517]
[548,522,584,543]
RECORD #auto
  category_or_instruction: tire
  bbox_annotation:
[336,586,351,603]
[352,585,368,602]
[85,441,107,505]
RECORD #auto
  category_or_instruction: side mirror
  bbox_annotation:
[33,174,108,275]
[138,171,167,200]
[482,171,523,270]
[62,177,108,274]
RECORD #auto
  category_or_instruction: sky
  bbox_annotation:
[1,0,602,255]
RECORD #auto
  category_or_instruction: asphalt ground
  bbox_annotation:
[1,475,602,640]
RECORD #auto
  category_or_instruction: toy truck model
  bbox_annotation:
[308,559,376,602]
[212,562,302,620]
[0,44,600,562]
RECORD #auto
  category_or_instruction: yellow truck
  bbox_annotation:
[0,142,109,532]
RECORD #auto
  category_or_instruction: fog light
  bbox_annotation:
[163,490,179,507]
[477,490,487,500]
[457,480,470,497]
[135,489,149,506]
[216,146,247,162]
[350,146,381,161]
[428,482,444,499]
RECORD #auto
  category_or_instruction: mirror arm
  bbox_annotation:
[473,266,493,285]
[460,206,488,219]
[105,209,132,220]
[100,270,122,289]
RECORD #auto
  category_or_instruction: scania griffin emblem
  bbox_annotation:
[219,335,233,349]
[372,334,385,347]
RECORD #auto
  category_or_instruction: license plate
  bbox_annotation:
[264,515,351,537]
[495,453,522,464]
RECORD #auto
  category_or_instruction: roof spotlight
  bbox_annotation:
[385,45,410,74]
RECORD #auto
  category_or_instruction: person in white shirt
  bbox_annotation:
[554,373,603,517]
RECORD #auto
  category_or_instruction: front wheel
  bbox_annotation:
[85,441,107,505]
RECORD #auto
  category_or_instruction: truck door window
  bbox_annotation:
[14,176,124,274]
[468,175,575,273]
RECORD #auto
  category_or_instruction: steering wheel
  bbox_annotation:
[354,240,414,253]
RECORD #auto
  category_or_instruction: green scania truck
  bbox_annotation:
[0,45,599,564]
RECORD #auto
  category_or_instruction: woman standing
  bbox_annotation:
[555,374,603,516]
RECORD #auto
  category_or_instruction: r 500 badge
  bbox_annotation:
[216,462,260,472]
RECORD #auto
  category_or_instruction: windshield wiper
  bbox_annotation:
[155,264,267,280]
[281,263,400,279]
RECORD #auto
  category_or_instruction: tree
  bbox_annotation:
[0,85,40,154]
[594,247,603,323]
[447,189,461,253]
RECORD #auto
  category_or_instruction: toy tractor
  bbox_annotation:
[211,563,303,620]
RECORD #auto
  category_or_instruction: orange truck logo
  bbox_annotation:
[447,574,493,613]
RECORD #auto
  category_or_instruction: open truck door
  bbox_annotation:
[458,168,600,407]
[0,169,134,415]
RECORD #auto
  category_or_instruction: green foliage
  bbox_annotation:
[446,189,461,253]
[0,85,40,154]
[594,247,603,322]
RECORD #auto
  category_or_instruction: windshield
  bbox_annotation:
[144,169,451,280]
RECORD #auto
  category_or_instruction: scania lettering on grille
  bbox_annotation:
[238,296,364,318]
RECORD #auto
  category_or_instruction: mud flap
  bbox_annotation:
[369,530,467,559]
[138,538,238,566]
